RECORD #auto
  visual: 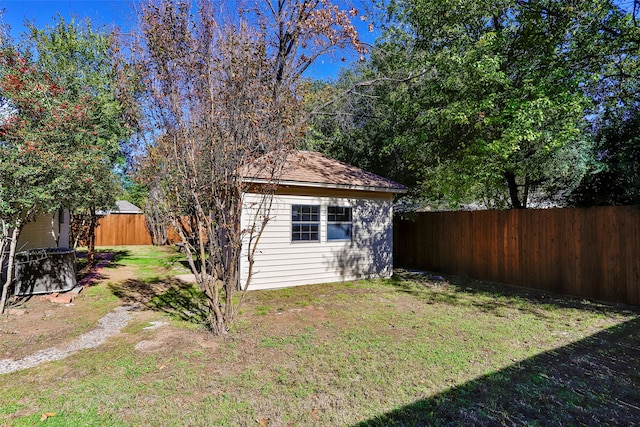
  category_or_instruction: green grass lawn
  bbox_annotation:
[1,246,638,426]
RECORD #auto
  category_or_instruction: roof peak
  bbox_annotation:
[246,150,406,193]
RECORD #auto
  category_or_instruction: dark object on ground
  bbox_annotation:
[14,248,77,296]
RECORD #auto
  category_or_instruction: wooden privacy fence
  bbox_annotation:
[95,214,153,246]
[94,214,201,246]
[394,206,640,306]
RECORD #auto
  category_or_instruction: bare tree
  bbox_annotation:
[131,0,363,334]
[144,187,170,245]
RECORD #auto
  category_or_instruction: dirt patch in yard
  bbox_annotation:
[132,320,218,354]
[0,252,136,361]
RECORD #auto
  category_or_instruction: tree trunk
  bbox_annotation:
[523,175,530,209]
[0,224,21,315]
[87,207,97,267]
[209,308,227,335]
[203,277,227,335]
[505,171,524,209]
[0,222,9,312]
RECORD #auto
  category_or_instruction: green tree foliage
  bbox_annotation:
[571,112,640,206]
[26,16,132,262]
[0,50,98,219]
[303,65,419,193]
[0,47,99,311]
[567,2,640,206]
[313,0,640,209]
[1,15,131,311]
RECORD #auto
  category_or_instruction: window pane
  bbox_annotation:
[328,224,352,240]
[292,205,319,222]
[327,206,352,241]
[310,207,319,221]
[291,205,320,242]
[328,206,352,222]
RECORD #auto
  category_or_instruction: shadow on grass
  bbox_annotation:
[178,259,205,272]
[75,249,131,264]
[75,250,132,287]
[109,278,208,325]
[353,316,640,426]
[389,269,637,319]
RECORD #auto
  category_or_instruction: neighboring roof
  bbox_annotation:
[112,200,143,214]
[244,151,407,193]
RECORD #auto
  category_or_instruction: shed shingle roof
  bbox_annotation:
[245,151,406,193]
[114,200,143,213]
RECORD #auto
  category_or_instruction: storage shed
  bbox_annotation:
[17,210,70,251]
[240,151,406,290]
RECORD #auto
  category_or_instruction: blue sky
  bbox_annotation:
[0,0,378,80]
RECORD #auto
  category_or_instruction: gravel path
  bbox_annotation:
[0,306,133,375]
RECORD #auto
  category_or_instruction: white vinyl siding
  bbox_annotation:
[240,192,394,290]
[17,214,56,250]
[16,210,70,251]
[57,210,70,247]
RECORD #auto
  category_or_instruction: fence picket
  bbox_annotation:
[394,206,640,306]
[94,214,153,246]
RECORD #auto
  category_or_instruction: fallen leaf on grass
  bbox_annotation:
[256,418,269,426]
[40,412,56,421]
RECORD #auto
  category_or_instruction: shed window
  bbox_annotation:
[292,205,319,241]
[327,206,352,241]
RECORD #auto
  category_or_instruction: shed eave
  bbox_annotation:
[244,178,407,194]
